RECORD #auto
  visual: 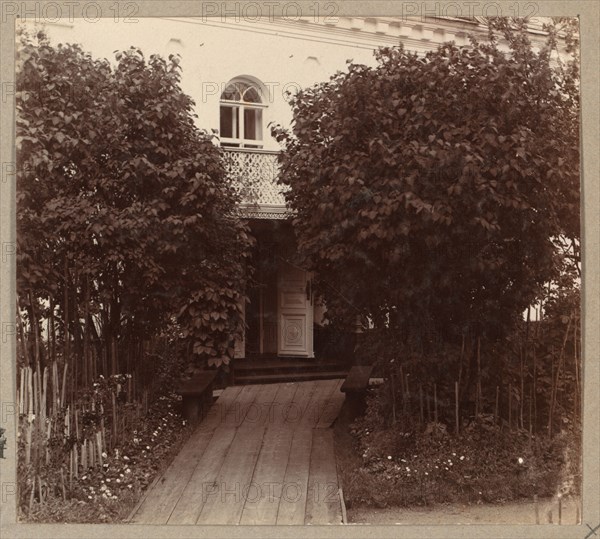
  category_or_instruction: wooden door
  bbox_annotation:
[277,260,314,358]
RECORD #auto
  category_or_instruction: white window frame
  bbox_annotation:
[220,81,267,148]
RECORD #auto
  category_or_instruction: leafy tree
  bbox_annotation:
[273,18,580,349]
[16,29,252,379]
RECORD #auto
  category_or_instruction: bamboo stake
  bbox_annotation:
[60,467,67,501]
[508,383,512,430]
[573,321,580,422]
[29,290,41,366]
[426,388,431,422]
[476,338,481,418]
[455,381,459,435]
[494,386,500,424]
[25,421,32,465]
[42,367,48,422]
[533,345,537,434]
[549,316,573,437]
[458,334,465,390]
[520,347,525,429]
[558,495,562,524]
[19,368,24,414]
[28,477,35,512]
[534,494,539,524]
[390,374,396,425]
[46,419,51,464]
[52,362,58,416]
[419,384,424,425]
[33,368,38,420]
[81,441,87,470]
[28,367,33,415]
[37,475,43,505]
[529,385,533,436]
[434,384,438,423]
[112,391,117,445]
[61,362,68,409]
[96,432,103,467]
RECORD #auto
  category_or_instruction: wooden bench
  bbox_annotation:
[340,365,375,419]
[177,370,218,423]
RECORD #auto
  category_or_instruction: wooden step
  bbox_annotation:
[233,370,348,385]
[233,359,347,375]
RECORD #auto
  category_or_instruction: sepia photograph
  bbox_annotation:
[0,1,597,537]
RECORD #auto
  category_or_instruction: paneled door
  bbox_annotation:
[277,260,314,358]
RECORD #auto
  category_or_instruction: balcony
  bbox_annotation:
[222,148,290,219]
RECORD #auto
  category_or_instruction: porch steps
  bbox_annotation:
[234,370,349,385]
[232,359,349,385]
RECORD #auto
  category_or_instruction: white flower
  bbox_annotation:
[518,457,524,464]
[116,479,121,483]
[146,446,150,450]
[88,495,93,499]
[460,456,465,461]
[125,468,131,474]
[102,452,107,458]
[123,456,129,461]
[127,484,133,489]
[387,456,392,460]
[106,478,111,483]
[424,472,428,476]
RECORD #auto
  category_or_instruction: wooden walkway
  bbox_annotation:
[130,379,346,525]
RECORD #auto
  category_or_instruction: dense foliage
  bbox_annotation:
[273,18,580,347]
[16,29,253,375]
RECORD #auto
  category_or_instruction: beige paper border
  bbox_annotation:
[1,1,598,537]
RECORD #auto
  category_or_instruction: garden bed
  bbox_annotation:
[333,389,581,515]
[21,391,194,523]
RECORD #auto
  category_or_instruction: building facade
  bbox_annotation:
[39,15,558,360]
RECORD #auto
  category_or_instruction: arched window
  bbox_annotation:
[219,79,266,148]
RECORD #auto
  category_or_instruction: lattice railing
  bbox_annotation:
[222,148,287,209]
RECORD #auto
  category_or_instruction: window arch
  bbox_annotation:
[219,78,267,148]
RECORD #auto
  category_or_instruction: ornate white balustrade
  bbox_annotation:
[222,148,290,219]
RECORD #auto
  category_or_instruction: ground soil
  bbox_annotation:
[348,496,581,525]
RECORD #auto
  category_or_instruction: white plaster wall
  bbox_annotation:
[32,17,560,150]
[33,17,464,150]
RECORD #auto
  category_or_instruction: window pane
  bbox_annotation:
[244,108,262,140]
[220,106,239,139]
[221,84,241,101]
[243,85,262,103]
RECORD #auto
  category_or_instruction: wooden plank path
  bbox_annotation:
[130,379,346,526]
